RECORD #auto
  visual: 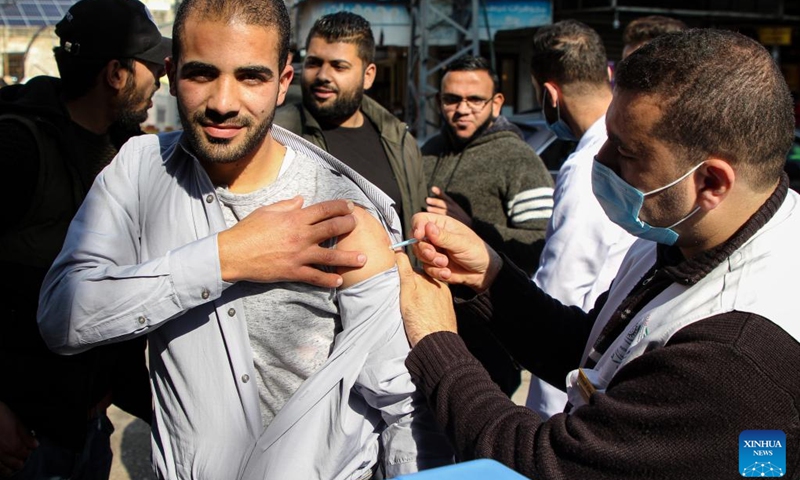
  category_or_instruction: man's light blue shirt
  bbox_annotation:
[38,127,452,479]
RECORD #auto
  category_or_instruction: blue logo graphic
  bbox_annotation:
[740,430,785,477]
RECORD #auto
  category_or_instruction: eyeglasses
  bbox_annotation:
[440,94,495,112]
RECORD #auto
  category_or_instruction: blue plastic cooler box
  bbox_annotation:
[393,459,530,479]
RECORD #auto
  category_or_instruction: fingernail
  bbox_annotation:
[357,254,367,264]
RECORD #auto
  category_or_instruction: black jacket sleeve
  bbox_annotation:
[454,254,596,388]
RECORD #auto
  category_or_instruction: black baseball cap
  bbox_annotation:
[55,0,172,66]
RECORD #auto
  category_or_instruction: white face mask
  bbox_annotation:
[591,159,704,245]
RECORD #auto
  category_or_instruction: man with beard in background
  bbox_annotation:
[274,11,427,243]
[0,0,169,477]
[421,54,554,397]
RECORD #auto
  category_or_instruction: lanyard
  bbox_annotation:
[583,264,673,369]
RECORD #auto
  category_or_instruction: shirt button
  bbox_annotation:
[241,374,250,383]
[137,316,146,325]
[201,288,209,300]
[206,194,214,203]
[228,308,236,317]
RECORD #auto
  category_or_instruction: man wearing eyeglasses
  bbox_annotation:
[422,54,554,396]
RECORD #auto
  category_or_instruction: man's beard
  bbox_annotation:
[177,102,273,165]
[302,80,363,125]
[114,76,151,131]
[446,114,495,149]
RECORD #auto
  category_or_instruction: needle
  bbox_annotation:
[389,238,419,250]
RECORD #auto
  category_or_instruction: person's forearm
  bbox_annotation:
[454,254,594,384]
[37,181,226,355]
[38,234,223,353]
[407,319,795,480]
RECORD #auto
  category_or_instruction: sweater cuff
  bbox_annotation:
[451,253,531,325]
[406,331,477,396]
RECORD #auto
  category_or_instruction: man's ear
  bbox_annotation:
[105,59,130,92]
[276,62,294,107]
[362,62,377,91]
[695,158,735,211]
[165,56,178,97]
[491,92,504,118]
[542,81,560,107]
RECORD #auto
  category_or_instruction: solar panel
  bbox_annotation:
[0,0,75,27]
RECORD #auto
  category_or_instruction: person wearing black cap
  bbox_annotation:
[0,0,170,478]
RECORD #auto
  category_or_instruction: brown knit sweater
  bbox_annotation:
[406,176,800,479]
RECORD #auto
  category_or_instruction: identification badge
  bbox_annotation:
[577,368,597,403]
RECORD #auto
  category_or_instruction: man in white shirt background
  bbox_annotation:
[526,19,636,418]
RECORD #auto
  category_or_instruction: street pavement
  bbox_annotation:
[512,369,531,406]
[108,406,154,480]
[106,371,531,479]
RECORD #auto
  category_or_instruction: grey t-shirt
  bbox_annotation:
[216,146,378,427]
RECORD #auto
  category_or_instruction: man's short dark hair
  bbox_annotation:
[442,55,499,94]
[172,0,290,71]
[615,28,794,191]
[623,15,688,48]
[53,49,135,100]
[306,12,375,67]
[530,20,609,92]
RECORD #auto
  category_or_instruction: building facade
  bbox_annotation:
[3,0,798,136]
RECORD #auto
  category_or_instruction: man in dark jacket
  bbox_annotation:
[423,55,553,277]
[274,11,426,242]
[0,0,170,477]
[422,55,554,397]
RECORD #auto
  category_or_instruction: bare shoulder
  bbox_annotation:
[336,206,395,289]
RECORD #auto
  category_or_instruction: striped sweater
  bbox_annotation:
[422,116,554,274]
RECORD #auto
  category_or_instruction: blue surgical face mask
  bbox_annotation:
[543,89,578,142]
[591,159,704,245]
